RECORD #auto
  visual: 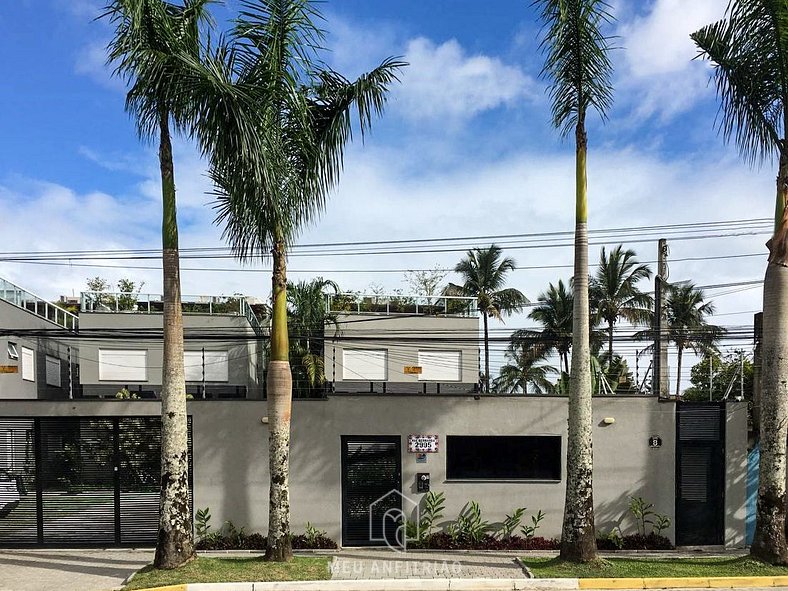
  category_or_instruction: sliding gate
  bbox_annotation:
[0,416,192,547]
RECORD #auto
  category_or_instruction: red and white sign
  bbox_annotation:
[407,434,439,453]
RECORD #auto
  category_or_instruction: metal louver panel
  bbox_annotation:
[0,416,193,547]
[679,447,710,502]
[341,437,401,547]
[0,420,37,545]
[679,406,721,440]
[675,402,725,546]
[40,418,115,545]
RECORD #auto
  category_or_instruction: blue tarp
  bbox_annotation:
[746,443,759,545]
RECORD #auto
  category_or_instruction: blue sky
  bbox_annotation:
[0,0,775,381]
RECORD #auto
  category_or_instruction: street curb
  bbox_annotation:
[129,576,788,591]
[577,576,788,589]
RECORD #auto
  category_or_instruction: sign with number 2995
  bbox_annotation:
[408,434,438,453]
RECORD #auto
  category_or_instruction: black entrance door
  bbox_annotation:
[341,436,402,546]
[675,402,725,546]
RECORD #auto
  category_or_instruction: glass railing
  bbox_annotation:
[326,293,478,317]
[80,291,265,337]
[0,277,79,331]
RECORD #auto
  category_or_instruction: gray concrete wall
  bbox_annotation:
[325,313,480,386]
[0,396,747,547]
[0,300,77,400]
[78,312,263,398]
[725,401,748,548]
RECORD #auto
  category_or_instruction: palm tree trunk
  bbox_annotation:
[265,228,294,562]
[154,107,194,570]
[560,118,596,562]
[752,151,788,565]
[674,345,683,399]
[607,320,614,361]
[483,311,490,393]
[563,350,570,376]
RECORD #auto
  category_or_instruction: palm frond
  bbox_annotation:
[691,0,786,165]
[535,0,616,135]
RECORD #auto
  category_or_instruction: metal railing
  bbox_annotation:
[0,277,79,331]
[80,291,264,337]
[326,293,478,317]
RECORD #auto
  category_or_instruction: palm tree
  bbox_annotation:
[663,283,724,398]
[523,279,574,375]
[692,2,788,563]
[535,0,615,562]
[494,342,556,394]
[103,0,217,568]
[445,245,528,394]
[209,0,404,561]
[591,245,653,361]
[287,277,340,397]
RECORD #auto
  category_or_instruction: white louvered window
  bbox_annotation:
[184,350,229,382]
[98,349,147,381]
[343,349,387,381]
[21,347,34,382]
[45,355,61,387]
[418,350,461,382]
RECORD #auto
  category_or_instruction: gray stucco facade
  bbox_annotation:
[0,396,748,548]
[77,311,264,399]
[0,299,77,400]
[325,313,481,393]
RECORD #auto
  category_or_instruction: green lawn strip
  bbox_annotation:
[124,556,330,590]
[522,556,788,579]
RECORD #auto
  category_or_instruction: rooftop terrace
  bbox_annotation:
[80,291,264,335]
[1,277,78,330]
[326,293,478,317]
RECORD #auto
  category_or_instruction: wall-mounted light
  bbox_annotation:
[261,416,269,424]
[602,417,615,425]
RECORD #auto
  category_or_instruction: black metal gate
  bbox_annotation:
[675,402,725,546]
[0,416,192,547]
[341,436,402,547]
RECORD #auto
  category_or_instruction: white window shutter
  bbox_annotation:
[45,355,61,387]
[343,349,387,380]
[98,350,147,381]
[418,350,462,381]
[21,347,34,382]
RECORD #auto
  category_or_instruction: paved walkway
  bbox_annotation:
[330,549,527,580]
[0,549,152,591]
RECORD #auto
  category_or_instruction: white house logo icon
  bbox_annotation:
[368,489,419,552]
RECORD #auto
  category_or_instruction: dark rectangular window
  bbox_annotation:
[446,435,561,480]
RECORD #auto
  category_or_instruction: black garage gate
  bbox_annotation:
[0,416,192,547]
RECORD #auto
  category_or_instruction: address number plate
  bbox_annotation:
[408,434,438,453]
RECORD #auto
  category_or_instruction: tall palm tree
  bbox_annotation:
[445,245,528,394]
[692,1,788,563]
[103,0,217,568]
[524,279,574,375]
[591,245,653,360]
[494,342,557,394]
[287,277,340,397]
[663,283,723,398]
[535,0,615,562]
[210,0,404,561]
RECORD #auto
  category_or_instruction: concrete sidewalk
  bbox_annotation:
[0,548,153,591]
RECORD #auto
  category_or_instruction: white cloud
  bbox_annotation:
[616,0,727,120]
[74,39,125,92]
[395,37,539,123]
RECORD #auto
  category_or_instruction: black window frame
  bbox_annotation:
[446,435,562,481]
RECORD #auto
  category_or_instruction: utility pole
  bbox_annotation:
[653,238,670,398]
[709,355,713,401]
